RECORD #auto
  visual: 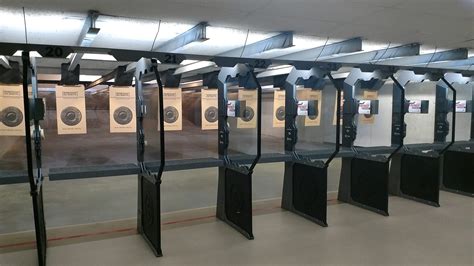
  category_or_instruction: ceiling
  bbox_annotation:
[0,0,473,49]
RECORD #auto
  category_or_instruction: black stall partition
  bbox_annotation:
[389,71,459,206]
[440,74,473,197]
[281,66,341,227]
[22,53,47,266]
[216,64,262,239]
[338,67,403,216]
[135,58,166,256]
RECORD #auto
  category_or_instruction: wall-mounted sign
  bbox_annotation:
[0,85,25,136]
[109,86,136,133]
[201,89,218,130]
[408,100,422,113]
[56,85,87,135]
[455,100,467,113]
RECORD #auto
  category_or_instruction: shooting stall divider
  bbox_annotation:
[280,66,341,227]
[338,67,404,216]
[389,71,457,206]
[135,58,166,256]
[21,52,47,266]
[216,64,262,239]
[439,74,473,197]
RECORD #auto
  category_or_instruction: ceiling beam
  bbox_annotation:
[377,48,468,65]
[0,55,11,69]
[68,10,101,71]
[219,32,293,57]
[321,43,420,63]
[155,22,208,52]
[275,37,362,61]
[412,56,474,69]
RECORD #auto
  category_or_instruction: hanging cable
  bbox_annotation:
[150,20,162,51]
[372,41,391,64]
[425,46,438,67]
[22,7,29,44]
[314,36,329,62]
[240,29,250,58]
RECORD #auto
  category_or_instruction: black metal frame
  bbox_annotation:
[1,41,473,184]
[439,74,473,197]
[135,58,166,257]
[21,52,47,266]
[389,71,457,206]
[216,64,262,239]
[281,66,341,227]
[337,67,398,216]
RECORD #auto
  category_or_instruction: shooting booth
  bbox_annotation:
[134,58,167,256]
[389,71,457,206]
[216,63,262,239]
[338,67,403,216]
[440,74,473,197]
[280,66,341,227]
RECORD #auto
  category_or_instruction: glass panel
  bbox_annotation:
[295,80,339,153]
[447,82,472,142]
[353,80,392,148]
[404,81,437,145]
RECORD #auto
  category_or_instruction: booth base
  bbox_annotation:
[282,161,328,227]
[216,166,253,240]
[441,149,474,197]
[138,173,163,257]
[389,152,440,207]
[338,156,389,216]
[32,188,47,266]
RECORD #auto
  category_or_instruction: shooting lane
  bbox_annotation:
[280,66,341,226]
[389,71,458,206]
[216,63,262,239]
[338,67,402,216]
[440,74,473,197]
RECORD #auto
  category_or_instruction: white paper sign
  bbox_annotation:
[297,101,309,116]
[358,100,371,115]
[455,100,467,113]
[408,100,422,113]
[227,100,236,117]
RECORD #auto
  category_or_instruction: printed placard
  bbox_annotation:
[227,100,237,117]
[0,85,25,136]
[408,100,422,113]
[159,88,182,131]
[455,100,467,113]
[273,90,285,128]
[297,101,309,116]
[304,89,322,127]
[237,89,257,129]
[109,86,136,133]
[201,89,218,130]
[56,85,87,135]
[359,90,378,124]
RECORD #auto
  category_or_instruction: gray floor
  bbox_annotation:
[1,191,472,265]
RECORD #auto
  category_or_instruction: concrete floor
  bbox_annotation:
[1,191,472,265]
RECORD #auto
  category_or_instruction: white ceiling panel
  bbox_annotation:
[0,0,472,53]
[0,7,29,43]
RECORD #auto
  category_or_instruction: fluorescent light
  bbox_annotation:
[12,50,42,57]
[81,53,116,61]
[79,75,102,82]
